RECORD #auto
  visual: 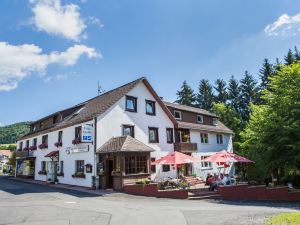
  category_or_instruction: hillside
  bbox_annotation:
[0,122,31,144]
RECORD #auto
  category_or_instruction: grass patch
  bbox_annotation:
[265,212,300,225]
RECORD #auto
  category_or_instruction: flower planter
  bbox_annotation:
[72,139,81,145]
[29,146,37,151]
[72,172,86,178]
[23,147,29,151]
[38,171,47,175]
[54,142,63,148]
[38,143,48,149]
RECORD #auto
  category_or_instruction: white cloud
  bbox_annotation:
[44,72,78,82]
[0,42,101,91]
[264,13,300,36]
[30,0,86,41]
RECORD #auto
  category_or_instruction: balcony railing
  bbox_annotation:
[174,142,198,153]
[16,150,29,158]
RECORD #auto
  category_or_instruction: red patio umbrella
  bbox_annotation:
[152,151,199,165]
[203,150,254,163]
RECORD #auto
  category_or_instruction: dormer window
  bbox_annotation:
[53,115,58,124]
[197,115,204,123]
[145,100,156,115]
[213,118,218,126]
[125,96,137,112]
[174,111,182,120]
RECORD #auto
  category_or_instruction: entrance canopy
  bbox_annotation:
[152,151,199,165]
[96,136,154,153]
[44,150,59,161]
[203,150,253,163]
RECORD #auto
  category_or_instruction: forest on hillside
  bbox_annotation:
[175,47,300,185]
[0,122,31,144]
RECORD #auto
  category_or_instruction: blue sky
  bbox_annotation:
[1,0,300,126]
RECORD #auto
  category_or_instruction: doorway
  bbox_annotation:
[106,160,114,188]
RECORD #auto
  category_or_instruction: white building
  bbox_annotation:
[16,77,233,190]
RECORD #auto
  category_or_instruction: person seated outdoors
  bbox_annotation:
[205,173,211,185]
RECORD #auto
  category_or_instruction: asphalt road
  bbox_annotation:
[0,176,299,225]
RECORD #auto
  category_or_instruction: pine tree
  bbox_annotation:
[175,81,196,106]
[240,71,259,121]
[227,76,241,112]
[294,46,300,61]
[197,79,214,111]
[284,49,295,65]
[214,79,227,104]
[259,58,274,90]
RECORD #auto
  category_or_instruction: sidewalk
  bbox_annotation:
[11,177,117,196]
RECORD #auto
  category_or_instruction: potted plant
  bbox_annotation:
[23,147,29,151]
[179,181,189,190]
[38,143,48,149]
[72,172,86,178]
[54,178,59,184]
[29,146,37,151]
[72,138,81,145]
[54,142,63,147]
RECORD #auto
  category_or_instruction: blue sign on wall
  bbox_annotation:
[81,124,93,143]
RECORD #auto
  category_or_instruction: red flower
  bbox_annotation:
[72,139,81,145]
[38,143,48,149]
[54,142,63,147]
[29,146,37,151]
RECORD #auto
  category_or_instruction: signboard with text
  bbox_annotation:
[81,124,93,142]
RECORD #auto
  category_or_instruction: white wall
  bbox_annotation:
[191,132,233,179]
[96,82,175,180]
[17,120,95,187]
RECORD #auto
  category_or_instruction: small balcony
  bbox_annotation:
[174,142,198,153]
[16,150,29,158]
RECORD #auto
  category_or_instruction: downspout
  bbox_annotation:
[93,117,98,188]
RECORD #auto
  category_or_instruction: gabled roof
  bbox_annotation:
[97,136,154,153]
[164,101,217,117]
[18,77,176,140]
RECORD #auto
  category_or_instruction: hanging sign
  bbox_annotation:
[66,145,89,154]
[81,124,93,142]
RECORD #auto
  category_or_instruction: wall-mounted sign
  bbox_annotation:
[66,145,89,154]
[82,124,93,142]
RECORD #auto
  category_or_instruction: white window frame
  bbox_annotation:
[216,134,224,145]
[197,115,204,123]
[212,118,218,126]
[174,110,182,120]
[201,156,212,168]
[200,133,209,144]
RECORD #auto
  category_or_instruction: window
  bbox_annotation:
[200,133,209,144]
[197,115,204,123]
[19,142,23,150]
[53,115,58,124]
[125,155,148,174]
[122,125,134,137]
[125,96,137,112]
[26,140,29,148]
[174,110,182,120]
[177,129,190,143]
[145,100,156,115]
[75,126,82,140]
[162,164,170,172]
[75,160,85,173]
[33,138,37,147]
[213,118,218,126]
[42,135,48,144]
[149,127,159,143]
[41,161,47,171]
[151,157,156,173]
[58,131,63,143]
[216,134,223,144]
[60,161,64,172]
[166,128,174,143]
[201,156,212,168]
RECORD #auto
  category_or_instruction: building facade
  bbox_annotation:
[16,77,233,190]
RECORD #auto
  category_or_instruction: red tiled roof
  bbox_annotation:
[0,150,12,157]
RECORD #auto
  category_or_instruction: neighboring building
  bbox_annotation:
[16,77,233,190]
[0,150,12,174]
[164,102,234,178]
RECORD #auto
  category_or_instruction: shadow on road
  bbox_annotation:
[0,176,101,198]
